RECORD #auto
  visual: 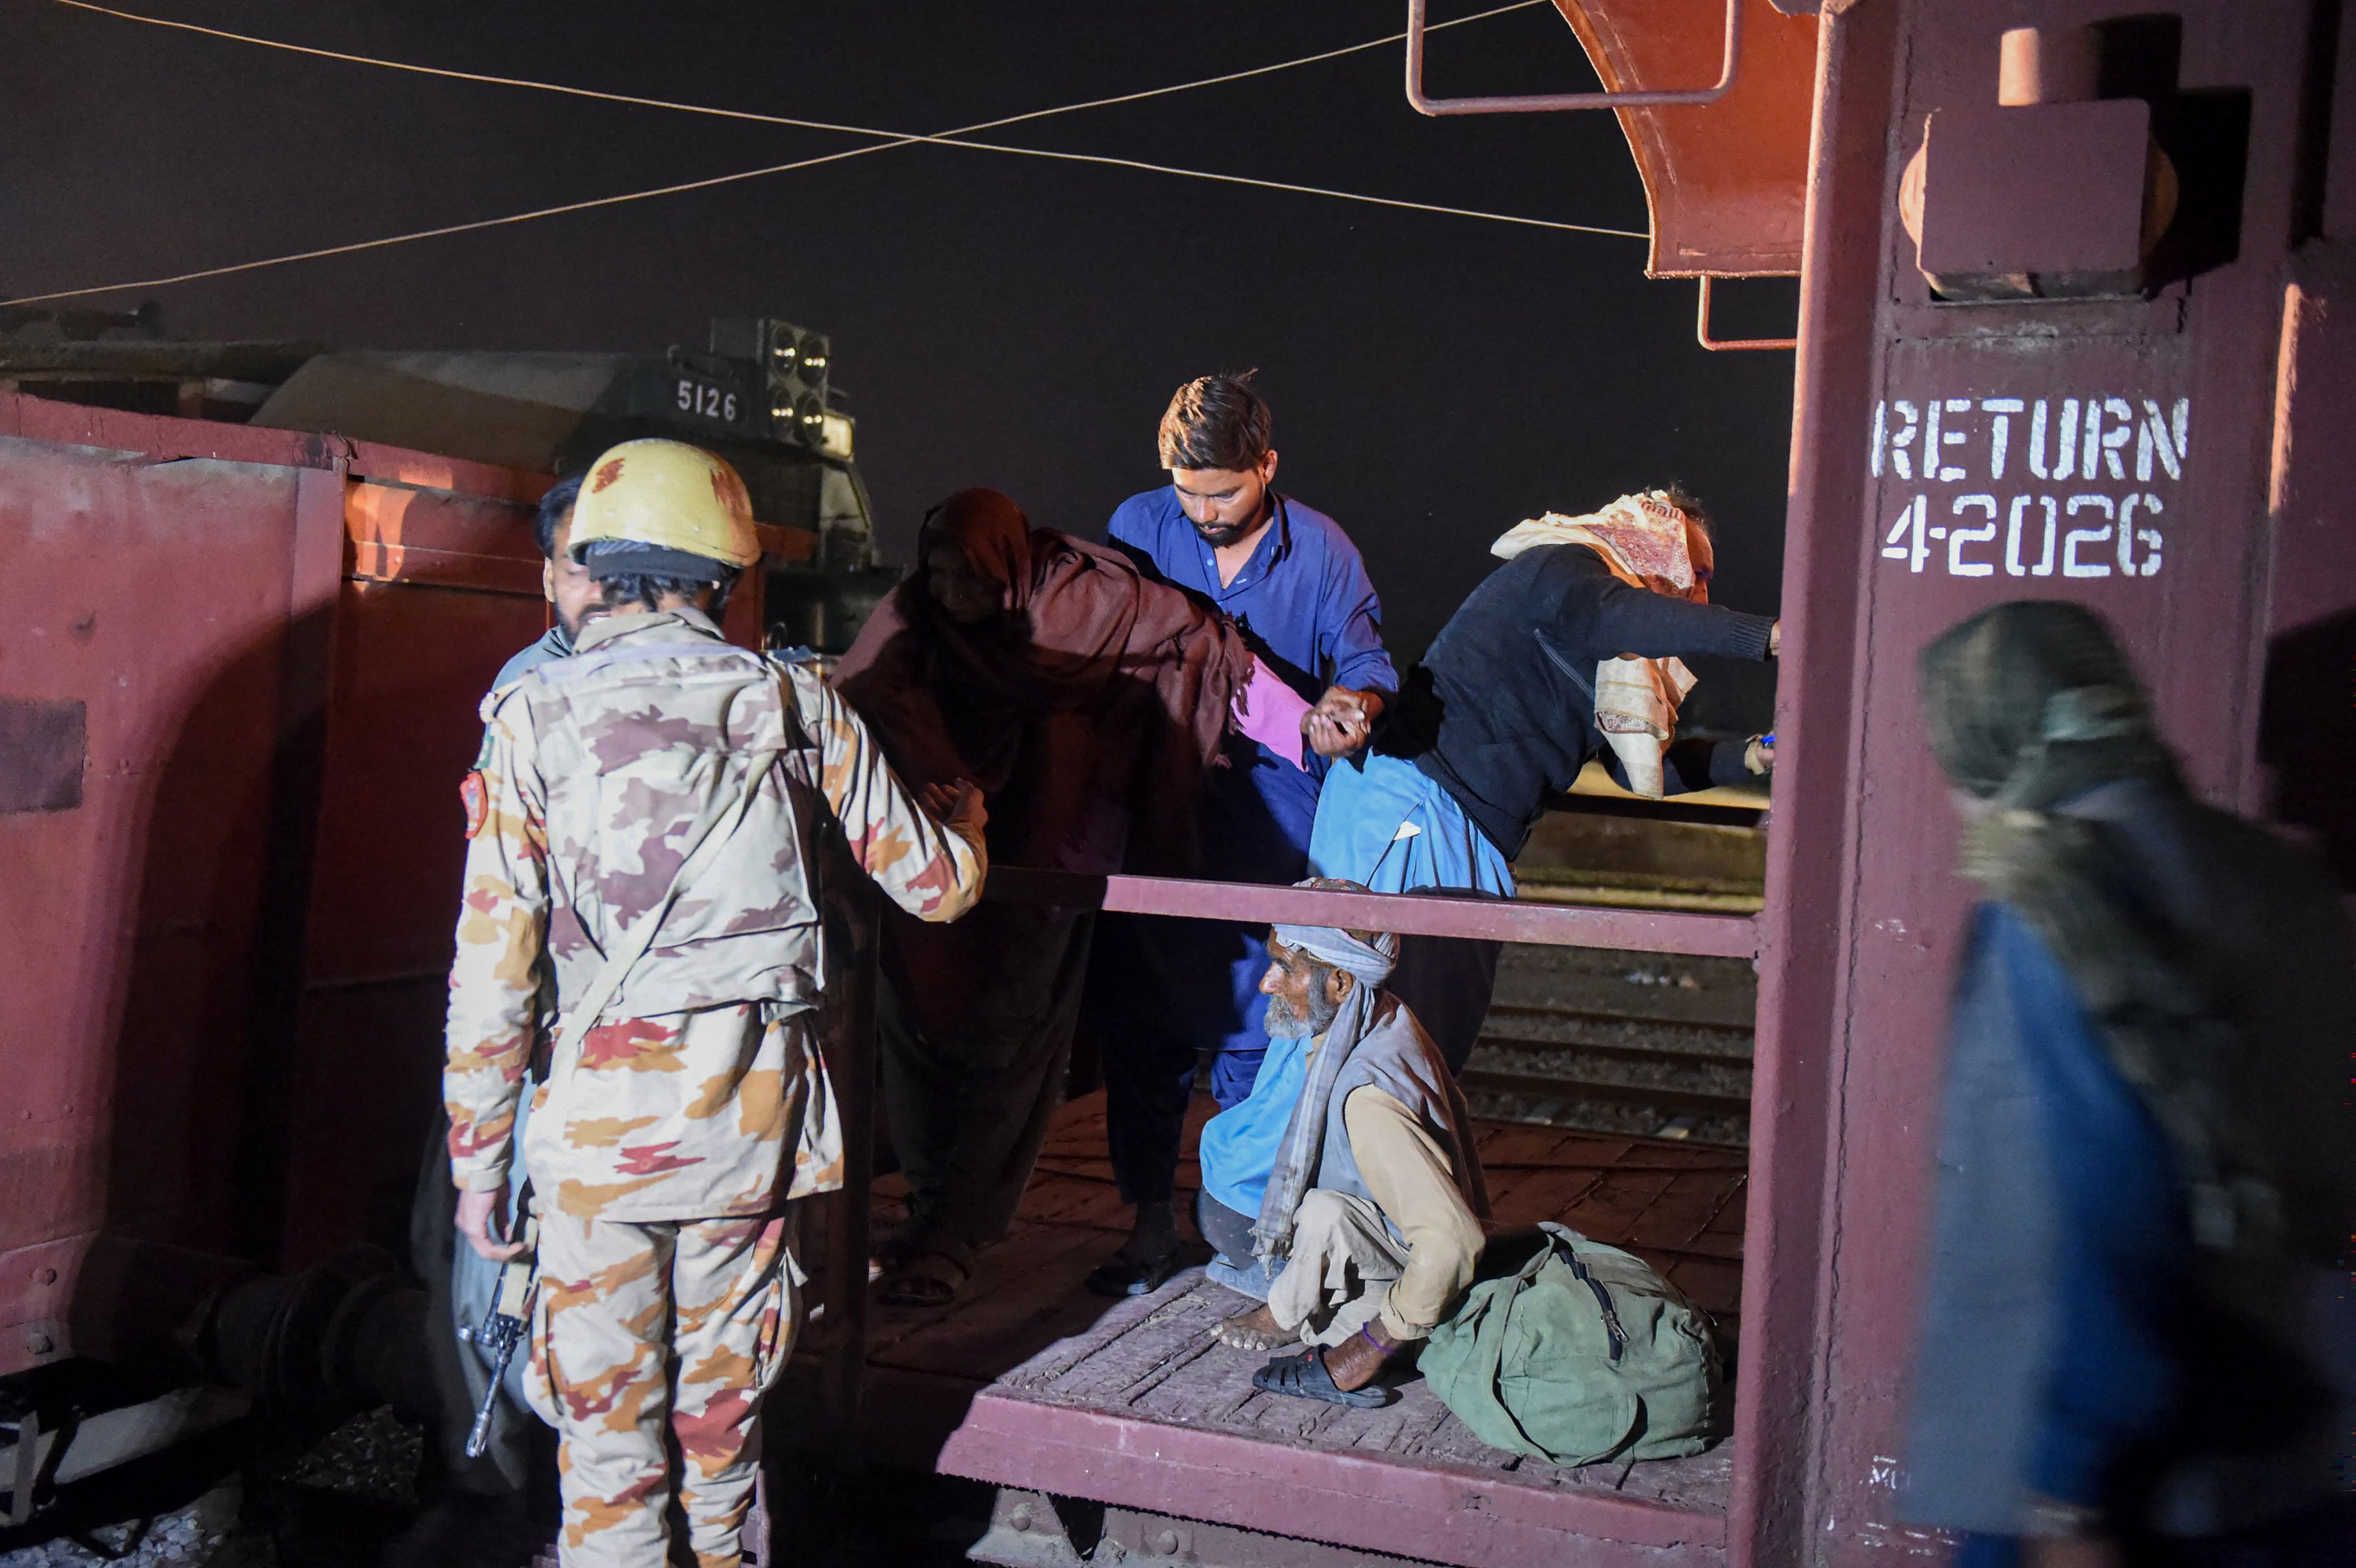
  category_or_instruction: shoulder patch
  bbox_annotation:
[478,676,537,734]
[478,677,531,725]
[460,770,490,839]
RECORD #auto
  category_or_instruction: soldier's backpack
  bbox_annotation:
[1418,1223,1726,1468]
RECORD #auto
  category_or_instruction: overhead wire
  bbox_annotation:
[6,0,1647,308]
[45,0,1555,142]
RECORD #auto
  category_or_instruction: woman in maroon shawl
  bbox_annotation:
[834,487,1314,1303]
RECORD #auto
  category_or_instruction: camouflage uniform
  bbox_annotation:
[445,607,984,1568]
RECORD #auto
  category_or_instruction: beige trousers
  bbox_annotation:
[1266,1189,1410,1349]
[527,1208,801,1568]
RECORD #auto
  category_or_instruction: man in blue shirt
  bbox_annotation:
[1088,373,1396,1294]
[491,471,595,689]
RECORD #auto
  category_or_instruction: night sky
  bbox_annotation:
[4,0,1796,728]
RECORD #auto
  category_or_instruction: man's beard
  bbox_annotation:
[1264,978,1343,1039]
[1192,516,1256,548]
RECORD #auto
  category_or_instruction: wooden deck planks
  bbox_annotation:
[872,1224,1121,1377]
[838,1089,1749,1511]
[1012,1168,1136,1230]
[974,1268,1737,1515]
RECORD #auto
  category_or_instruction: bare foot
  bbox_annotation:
[1215,1305,1295,1352]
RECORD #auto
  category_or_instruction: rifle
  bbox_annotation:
[462,1203,540,1460]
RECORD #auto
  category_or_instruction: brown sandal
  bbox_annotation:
[870,1216,935,1281]
[878,1240,976,1308]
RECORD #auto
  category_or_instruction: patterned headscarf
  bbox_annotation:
[1492,492,1713,797]
[1251,893,1401,1261]
[1489,490,1713,599]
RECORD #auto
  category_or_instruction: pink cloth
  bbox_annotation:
[1231,656,1312,769]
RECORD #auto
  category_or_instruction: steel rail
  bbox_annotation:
[982,866,1759,957]
[1458,1068,1752,1118]
[1405,0,1743,116]
[1485,1000,1757,1034]
[1474,1031,1755,1072]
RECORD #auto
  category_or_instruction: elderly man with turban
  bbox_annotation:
[1308,490,1782,1073]
[834,488,1343,1305]
[1903,601,2356,1568]
[1193,880,1490,1406]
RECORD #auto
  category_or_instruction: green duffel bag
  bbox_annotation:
[1420,1223,1726,1467]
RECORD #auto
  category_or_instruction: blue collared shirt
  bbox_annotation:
[1107,489,1395,871]
[490,624,573,693]
[1107,488,1392,701]
[1107,488,1393,870]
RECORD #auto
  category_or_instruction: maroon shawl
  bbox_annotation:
[832,487,1254,877]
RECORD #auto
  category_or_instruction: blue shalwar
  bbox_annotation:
[1308,753,1515,1074]
[1093,489,1393,1206]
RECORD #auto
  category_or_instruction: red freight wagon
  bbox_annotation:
[0,395,808,1345]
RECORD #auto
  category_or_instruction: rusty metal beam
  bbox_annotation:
[942,1394,1725,1567]
[983,867,1757,957]
[1405,0,1744,114]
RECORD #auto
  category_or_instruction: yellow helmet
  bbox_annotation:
[569,439,761,571]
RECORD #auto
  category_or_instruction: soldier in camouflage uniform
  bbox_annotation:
[444,439,987,1568]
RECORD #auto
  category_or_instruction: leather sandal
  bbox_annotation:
[878,1240,976,1308]
[871,1216,934,1280]
[1084,1245,1184,1299]
[1251,1349,1392,1409]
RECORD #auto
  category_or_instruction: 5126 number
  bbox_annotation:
[675,379,740,423]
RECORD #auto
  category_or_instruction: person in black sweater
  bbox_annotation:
[1306,490,1779,1073]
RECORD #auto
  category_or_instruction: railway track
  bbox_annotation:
[1463,1002,1757,1136]
[1483,1001,1755,1036]
[1456,1067,1753,1121]
[1473,1031,1753,1073]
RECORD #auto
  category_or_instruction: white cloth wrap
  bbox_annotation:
[1252,920,1401,1262]
[1268,923,1398,988]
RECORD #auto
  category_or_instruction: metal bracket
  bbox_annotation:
[1695,275,1799,351]
[969,1489,1089,1568]
[1405,0,1744,116]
